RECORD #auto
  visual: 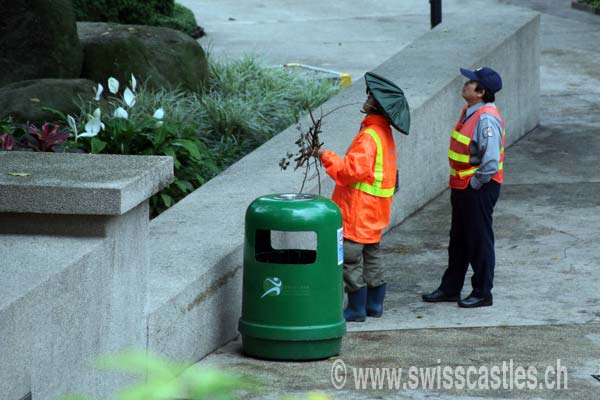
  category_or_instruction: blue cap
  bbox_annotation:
[460,67,502,94]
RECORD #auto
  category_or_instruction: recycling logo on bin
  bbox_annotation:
[261,277,282,298]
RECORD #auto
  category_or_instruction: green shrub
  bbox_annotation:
[152,3,198,35]
[73,0,159,24]
[154,0,175,16]
[72,0,197,36]
[59,57,341,217]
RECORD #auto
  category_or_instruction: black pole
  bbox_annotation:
[430,0,442,29]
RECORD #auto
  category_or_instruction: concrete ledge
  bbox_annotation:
[147,6,540,363]
[0,152,173,215]
[0,153,174,399]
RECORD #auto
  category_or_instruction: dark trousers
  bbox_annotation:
[440,181,500,297]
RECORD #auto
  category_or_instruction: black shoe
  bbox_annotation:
[422,289,460,303]
[458,293,493,308]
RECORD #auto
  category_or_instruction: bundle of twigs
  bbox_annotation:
[279,108,324,194]
[279,103,358,195]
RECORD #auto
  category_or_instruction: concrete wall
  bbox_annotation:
[146,9,540,363]
[0,153,172,400]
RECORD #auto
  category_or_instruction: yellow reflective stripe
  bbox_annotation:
[499,161,503,170]
[365,128,384,187]
[448,149,470,163]
[501,147,504,154]
[458,167,478,178]
[350,128,394,198]
[450,167,478,178]
[451,130,471,146]
[352,183,395,197]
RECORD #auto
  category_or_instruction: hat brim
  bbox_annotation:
[365,72,410,135]
[460,68,479,81]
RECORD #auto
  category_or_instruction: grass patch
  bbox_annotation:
[200,57,341,167]
[140,56,342,170]
[578,0,600,6]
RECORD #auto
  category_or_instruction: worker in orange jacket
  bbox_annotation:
[317,72,410,322]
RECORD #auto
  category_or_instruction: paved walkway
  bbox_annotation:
[185,0,600,398]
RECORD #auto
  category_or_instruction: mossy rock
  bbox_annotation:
[0,0,83,88]
[78,22,208,93]
[0,79,99,123]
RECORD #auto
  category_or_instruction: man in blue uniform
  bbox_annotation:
[423,67,505,308]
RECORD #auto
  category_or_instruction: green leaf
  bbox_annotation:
[195,174,206,185]
[174,179,194,193]
[90,137,107,154]
[172,139,202,160]
[162,147,176,158]
[160,193,174,208]
[41,106,67,120]
[151,128,168,147]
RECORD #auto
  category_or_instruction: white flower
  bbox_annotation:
[123,87,136,107]
[80,118,102,138]
[92,108,106,130]
[113,107,129,119]
[67,115,78,136]
[130,74,137,92]
[78,131,98,139]
[153,108,164,120]
[108,77,120,94]
[75,109,105,139]
[155,120,164,128]
[94,84,104,101]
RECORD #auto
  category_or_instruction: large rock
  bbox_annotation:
[78,22,209,92]
[0,0,83,88]
[0,79,98,123]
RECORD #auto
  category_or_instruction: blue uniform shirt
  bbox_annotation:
[462,102,503,190]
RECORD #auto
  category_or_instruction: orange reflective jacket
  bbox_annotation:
[320,115,397,244]
[448,104,505,189]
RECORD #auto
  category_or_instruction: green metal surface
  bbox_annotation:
[241,336,342,361]
[238,193,346,360]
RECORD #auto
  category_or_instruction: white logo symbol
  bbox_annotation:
[330,359,347,389]
[261,277,282,298]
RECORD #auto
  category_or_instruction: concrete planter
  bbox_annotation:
[571,0,600,15]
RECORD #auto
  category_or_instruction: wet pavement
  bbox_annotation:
[183,0,600,398]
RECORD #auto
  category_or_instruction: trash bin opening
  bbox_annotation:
[255,229,317,264]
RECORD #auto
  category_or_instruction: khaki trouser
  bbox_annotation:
[343,239,385,292]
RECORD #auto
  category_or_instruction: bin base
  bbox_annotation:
[241,335,342,360]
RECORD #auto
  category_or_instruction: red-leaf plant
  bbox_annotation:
[23,123,71,152]
[0,134,16,150]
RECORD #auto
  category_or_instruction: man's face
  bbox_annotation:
[462,80,483,104]
[362,94,379,114]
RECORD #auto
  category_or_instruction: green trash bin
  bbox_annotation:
[238,193,346,360]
